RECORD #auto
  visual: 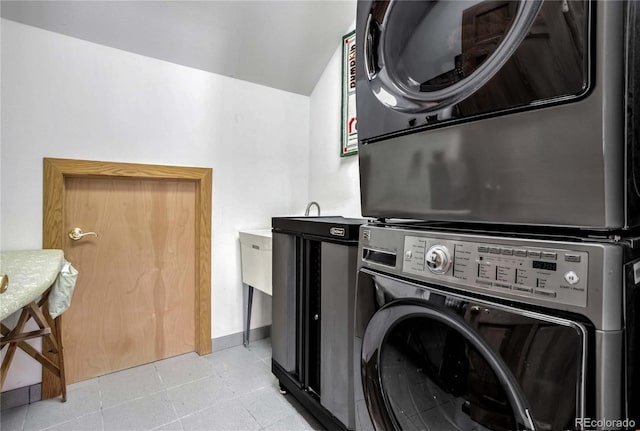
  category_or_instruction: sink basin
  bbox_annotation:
[272,216,367,241]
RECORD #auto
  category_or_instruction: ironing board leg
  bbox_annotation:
[54,316,67,402]
[42,314,66,402]
[40,296,66,401]
[0,299,67,401]
[0,308,31,388]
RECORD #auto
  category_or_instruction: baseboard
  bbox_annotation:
[1,383,41,411]
[212,325,271,352]
[0,325,272,410]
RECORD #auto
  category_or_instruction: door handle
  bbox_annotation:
[364,14,380,80]
[68,227,98,241]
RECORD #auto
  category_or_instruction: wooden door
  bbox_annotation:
[62,177,196,383]
[42,158,212,397]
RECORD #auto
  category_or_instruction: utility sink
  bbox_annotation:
[239,229,272,295]
[272,216,367,241]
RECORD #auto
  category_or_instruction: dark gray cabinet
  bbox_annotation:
[271,217,365,431]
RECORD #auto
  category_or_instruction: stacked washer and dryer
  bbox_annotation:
[353,1,639,430]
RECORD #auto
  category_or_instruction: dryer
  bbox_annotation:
[356,0,640,230]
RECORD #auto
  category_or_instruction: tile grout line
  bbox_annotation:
[20,404,27,431]
[168,379,280,427]
[157,367,184,431]
[99,384,105,431]
[243,403,264,430]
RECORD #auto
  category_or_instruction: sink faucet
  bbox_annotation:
[305,201,321,216]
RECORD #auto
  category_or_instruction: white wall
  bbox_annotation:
[1,19,310,390]
[308,21,361,218]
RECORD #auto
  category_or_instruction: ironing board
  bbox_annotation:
[0,249,78,401]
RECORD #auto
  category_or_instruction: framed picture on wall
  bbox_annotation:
[341,30,357,157]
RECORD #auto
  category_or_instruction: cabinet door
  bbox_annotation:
[320,242,357,429]
[271,232,297,373]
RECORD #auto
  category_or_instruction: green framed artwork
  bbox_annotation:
[341,30,357,157]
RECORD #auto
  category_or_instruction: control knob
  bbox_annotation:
[425,245,452,274]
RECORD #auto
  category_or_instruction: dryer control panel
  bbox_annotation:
[402,236,589,307]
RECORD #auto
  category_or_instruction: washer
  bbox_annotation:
[354,223,639,430]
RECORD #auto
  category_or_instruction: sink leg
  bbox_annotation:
[243,284,254,347]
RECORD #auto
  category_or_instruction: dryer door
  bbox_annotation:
[364,0,542,114]
[360,292,587,431]
[357,0,590,139]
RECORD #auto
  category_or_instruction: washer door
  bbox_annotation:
[361,301,571,431]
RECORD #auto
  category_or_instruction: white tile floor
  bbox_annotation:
[1,338,325,431]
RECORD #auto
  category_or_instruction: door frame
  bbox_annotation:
[42,157,212,398]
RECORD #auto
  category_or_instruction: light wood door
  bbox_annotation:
[62,177,196,383]
[42,158,211,398]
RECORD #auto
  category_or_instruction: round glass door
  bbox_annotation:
[364,0,543,113]
[361,303,535,431]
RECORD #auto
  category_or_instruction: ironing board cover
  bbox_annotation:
[0,250,77,321]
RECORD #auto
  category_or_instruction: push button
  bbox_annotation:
[564,271,580,285]
[513,285,533,294]
[565,254,581,263]
[534,289,557,298]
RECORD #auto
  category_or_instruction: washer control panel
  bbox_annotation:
[403,236,589,307]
